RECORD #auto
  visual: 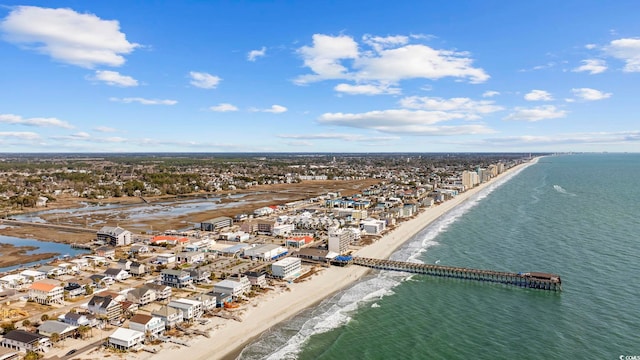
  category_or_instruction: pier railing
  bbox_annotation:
[348,257,562,291]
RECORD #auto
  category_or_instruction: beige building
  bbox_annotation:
[28,279,64,305]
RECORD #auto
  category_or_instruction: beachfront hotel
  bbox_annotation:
[271,257,302,280]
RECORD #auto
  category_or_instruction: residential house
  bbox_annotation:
[151,306,183,329]
[213,276,251,299]
[94,245,116,259]
[161,269,192,288]
[108,328,145,351]
[187,292,216,312]
[89,274,114,288]
[104,268,130,282]
[142,283,171,300]
[0,330,51,353]
[167,298,203,321]
[176,251,205,265]
[0,275,25,290]
[97,226,132,247]
[59,312,97,327]
[209,292,233,307]
[63,282,86,298]
[116,259,132,271]
[244,271,267,288]
[87,295,122,323]
[188,267,211,284]
[129,314,164,338]
[126,287,156,306]
[20,270,45,283]
[29,279,64,305]
[129,262,147,277]
[37,321,77,340]
[155,253,176,265]
[129,244,149,255]
[36,265,63,278]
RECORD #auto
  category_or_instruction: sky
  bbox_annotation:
[0,1,639,153]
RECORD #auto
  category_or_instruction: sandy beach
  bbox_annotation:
[125,159,537,360]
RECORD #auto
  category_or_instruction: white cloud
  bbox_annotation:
[209,103,238,112]
[606,38,640,72]
[0,113,74,128]
[278,133,399,142]
[572,59,607,74]
[0,131,40,140]
[585,44,597,50]
[264,105,287,113]
[189,71,221,89]
[92,70,138,87]
[0,6,138,68]
[334,83,400,95]
[399,96,503,119]
[318,109,494,135]
[482,90,500,98]
[362,34,409,52]
[483,131,640,147]
[296,34,359,83]
[109,97,177,105]
[94,126,117,132]
[504,105,567,122]
[295,33,488,88]
[247,46,266,61]
[524,90,553,101]
[571,87,612,101]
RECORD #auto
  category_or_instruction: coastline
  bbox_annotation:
[149,158,539,360]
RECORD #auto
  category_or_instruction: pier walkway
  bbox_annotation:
[343,257,562,291]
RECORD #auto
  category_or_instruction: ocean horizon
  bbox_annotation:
[239,153,640,360]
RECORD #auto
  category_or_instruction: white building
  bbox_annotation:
[129,314,165,338]
[108,328,145,351]
[168,298,204,321]
[328,227,356,255]
[271,257,301,280]
[272,223,295,237]
[97,226,132,247]
[20,270,45,282]
[156,253,176,265]
[29,279,64,305]
[213,276,251,298]
[361,219,386,235]
[243,244,287,261]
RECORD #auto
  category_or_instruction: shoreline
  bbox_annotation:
[149,158,538,360]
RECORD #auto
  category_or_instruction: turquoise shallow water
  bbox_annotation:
[240,154,640,360]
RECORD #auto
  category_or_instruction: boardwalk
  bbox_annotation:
[349,257,562,291]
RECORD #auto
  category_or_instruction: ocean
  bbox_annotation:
[239,154,640,360]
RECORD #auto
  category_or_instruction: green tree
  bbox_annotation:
[22,319,31,328]
[40,314,49,322]
[50,332,60,343]
[24,350,43,360]
[0,322,15,334]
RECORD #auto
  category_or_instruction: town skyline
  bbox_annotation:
[1,1,640,153]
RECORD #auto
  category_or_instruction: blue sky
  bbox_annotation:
[1,1,639,153]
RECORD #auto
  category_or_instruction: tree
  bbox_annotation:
[0,322,15,334]
[78,325,91,339]
[22,319,31,328]
[50,332,60,343]
[24,351,43,360]
[40,314,49,322]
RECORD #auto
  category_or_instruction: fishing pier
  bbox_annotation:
[334,256,562,291]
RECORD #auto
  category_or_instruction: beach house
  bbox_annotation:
[128,314,164,338]
[0,330,51,353]
[151,305,183,329]
[108,328,145,351]
[28,279,64,305]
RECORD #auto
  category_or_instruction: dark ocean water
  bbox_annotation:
[239,154,640,360]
